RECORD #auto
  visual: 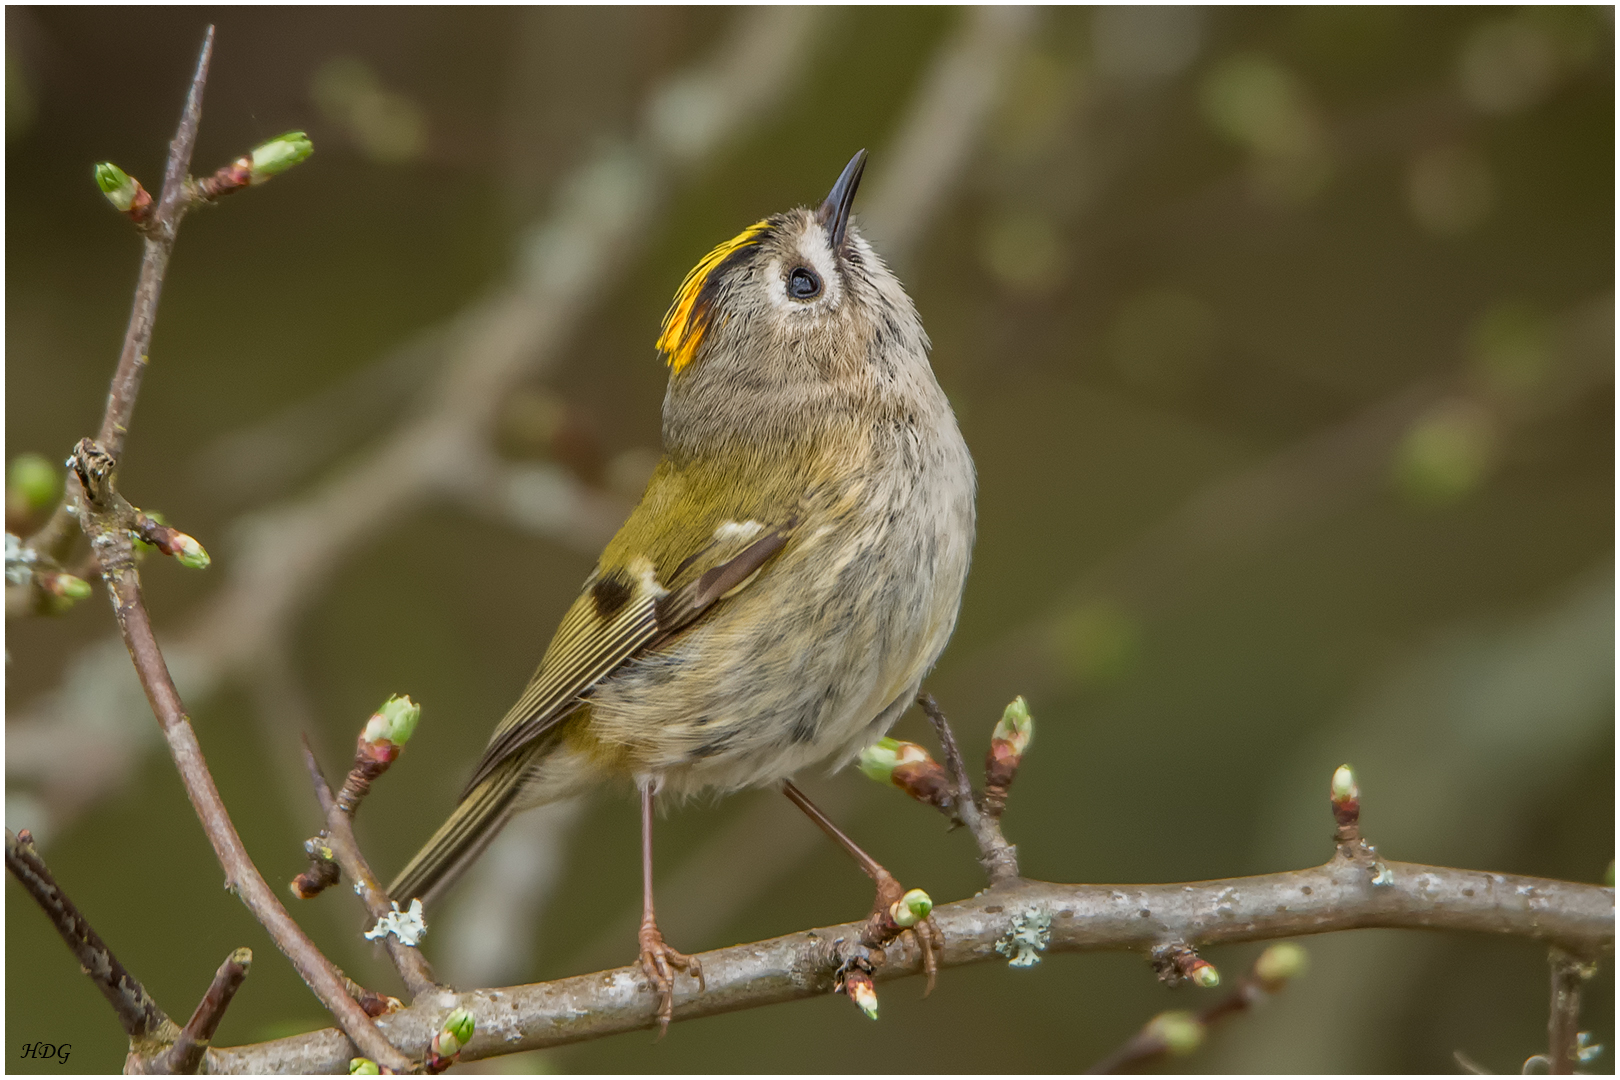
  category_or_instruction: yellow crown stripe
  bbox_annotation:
[657,219,770,374]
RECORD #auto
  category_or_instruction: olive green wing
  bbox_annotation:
[457,517,795,797]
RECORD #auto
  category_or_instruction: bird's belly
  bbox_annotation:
[586,478,972,798]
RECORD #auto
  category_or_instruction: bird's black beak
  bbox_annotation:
[817,149,867,250]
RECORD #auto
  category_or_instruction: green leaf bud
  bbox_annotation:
[8,453,61,514]
[172,531,211,570]
[889,888,933,928]
[363,695,421,746]
[1254,942,1308,986]
[1146,1010,1205,1056]
[992,695,1034,756]
[50,573,92,601]
[249,131,313,183]
[349,1058,380,1075]
[440,1006,475,1054]
[857,736,930,785]
[1330,764,1357,804]
[94,162,140,211]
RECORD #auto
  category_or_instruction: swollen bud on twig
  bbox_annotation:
[984,696,1034,818]
[171,532,210,569]
[349,1058,380,1075]
[7,453,61,520]
[362,695,421,750]
[249,131,314,183]
[37,571,91,602]
[1144,1010,1205,1056]
[1330,763,1360,843]
[94,162,153,222]
[993,696,1033,755]
[888,888,933,929]
[842,969,879,1020]
[1253,942,1308,989]
[858,737,929,783]
[424,1007,475,1072]
[1187,958,1220,988]
[857,737,956,817]
[135,513,211,570]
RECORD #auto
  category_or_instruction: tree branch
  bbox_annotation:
[299,735,441,1000]
[4,829,175,1049]
[1547,947,1597,1075]
[205,858,1613,1073]
[70,443,414,1074]
[149,948,252,1075]
[917,692,1021,886]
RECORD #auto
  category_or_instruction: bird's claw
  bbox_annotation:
[638,922,703,1037]
[860,873,943,996]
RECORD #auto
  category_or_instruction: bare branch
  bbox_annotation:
[69,442,413,1072]
[98,25,211,458]
[4,829,174,1046]
[150,948,252,1075]
[206,860,1613,1073]
[299,736,441,999]
[917,692,1021,886]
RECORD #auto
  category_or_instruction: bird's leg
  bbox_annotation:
[637,783,703,1037]
[781,780,941,994]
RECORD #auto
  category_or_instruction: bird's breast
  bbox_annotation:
[586,408,974,798]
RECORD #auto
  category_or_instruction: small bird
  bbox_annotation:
[389,150,975,1031]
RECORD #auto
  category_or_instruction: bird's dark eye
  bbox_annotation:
[787,266,822,300]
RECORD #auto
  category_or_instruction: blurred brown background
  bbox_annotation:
[6,6,1613,1073]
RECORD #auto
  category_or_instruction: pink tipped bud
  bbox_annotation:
[992,696,1033,756]
[844,970,878,1020]
[1187,957,1220,988]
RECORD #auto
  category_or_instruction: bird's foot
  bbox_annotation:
[859,871,942,996]
[638,920,704,1037]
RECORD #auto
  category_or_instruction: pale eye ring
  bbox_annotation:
[787,266,822,301]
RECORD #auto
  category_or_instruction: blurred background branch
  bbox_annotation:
[7,6,1612,1072]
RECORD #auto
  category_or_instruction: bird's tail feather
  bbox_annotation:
[388,757,528,909]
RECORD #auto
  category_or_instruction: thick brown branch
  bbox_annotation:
[205,860,1613,1073]
[150,948,251,1075]
[300,738,441,999]
[70,449,412,1074]
[4,829,174,1047]
[917,692,1020,886]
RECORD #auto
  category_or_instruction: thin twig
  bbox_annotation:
[917,692,1021,886]
[300,737,441,999]
[151,948,252,1075]
[1087,943,1307,1073]
[22,27,214,570]
[1547,948,1596,1075]
[97,27,210,454]
[4,829,174,1047]
[204,860,1614,1073]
